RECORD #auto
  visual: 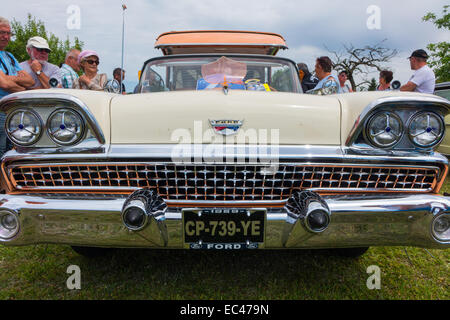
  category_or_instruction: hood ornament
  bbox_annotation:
[209,120,243,136]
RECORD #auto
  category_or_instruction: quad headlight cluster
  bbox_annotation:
[5,108,85,147]
[365,110,445,149]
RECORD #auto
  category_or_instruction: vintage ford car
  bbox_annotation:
[1,30,450,257]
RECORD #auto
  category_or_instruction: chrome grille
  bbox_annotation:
[8,162,439,200]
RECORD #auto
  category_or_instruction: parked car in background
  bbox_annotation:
[435,82,450,155]
[1,31,450,258]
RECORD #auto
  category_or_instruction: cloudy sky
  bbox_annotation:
[4,0,449,91]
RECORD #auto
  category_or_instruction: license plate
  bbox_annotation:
[182,208,266,249]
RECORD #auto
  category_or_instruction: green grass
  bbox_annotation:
[0,246,448,299]
[1,186,449,300]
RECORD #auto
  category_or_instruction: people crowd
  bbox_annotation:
[0,14,440,157]
[299,49,436,95]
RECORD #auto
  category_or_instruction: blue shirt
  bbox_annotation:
[0,51,22,99]
[313,74,342,94]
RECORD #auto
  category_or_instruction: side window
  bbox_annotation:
[141,66,166,93]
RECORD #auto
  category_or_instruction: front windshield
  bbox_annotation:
[138,55,302,93]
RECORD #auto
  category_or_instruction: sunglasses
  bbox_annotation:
[35,47,50,53]
[85,59,100,65]
[0,31,14,37]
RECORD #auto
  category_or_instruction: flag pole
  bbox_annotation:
[120,4,127,94]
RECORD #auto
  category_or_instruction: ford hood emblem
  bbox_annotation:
[209,120,243,136]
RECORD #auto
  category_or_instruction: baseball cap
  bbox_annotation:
[27,36,51,51]
[408,49,429,59]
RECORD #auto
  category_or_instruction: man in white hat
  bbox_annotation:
[19,36,62,89]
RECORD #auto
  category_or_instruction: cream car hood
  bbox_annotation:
[110,90,341,145]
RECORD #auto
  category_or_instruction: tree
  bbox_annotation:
[423,5,450,83]
[6,14,83,67]
[367,78,378,91]
[327,40,397,91]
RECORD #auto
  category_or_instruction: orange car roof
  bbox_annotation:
[155,30,288,56]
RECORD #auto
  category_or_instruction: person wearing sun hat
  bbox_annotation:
[19,36,62,89]
[72,50,107,90]
[400,49,435,94]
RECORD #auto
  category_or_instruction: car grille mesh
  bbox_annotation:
[8,163,438,200]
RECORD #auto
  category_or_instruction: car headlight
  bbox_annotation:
[366,111,403,148]
[0,210,20,240]
[47,108,85,145]
[408,111,444,148]
[432,214,450,242]
[6,109,43,146]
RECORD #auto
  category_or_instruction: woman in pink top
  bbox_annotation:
[72,50,107,90]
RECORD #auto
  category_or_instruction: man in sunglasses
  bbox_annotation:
[0,16,34,157]
[0,17,34,97]
[19,36,62,89]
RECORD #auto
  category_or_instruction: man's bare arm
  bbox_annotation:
[15,70,35,87]
[400,81,417,92]
[34,72,51,89]
[0,71,26,93]
[6,71,35,88]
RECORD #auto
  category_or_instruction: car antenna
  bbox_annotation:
[120,3,127,94]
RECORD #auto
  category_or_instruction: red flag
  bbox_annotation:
[122,4,127,10]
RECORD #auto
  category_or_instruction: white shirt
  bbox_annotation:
[340,84,351,93]
[408,65,435,94]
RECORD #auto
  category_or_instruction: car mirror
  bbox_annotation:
[103,79,121,93]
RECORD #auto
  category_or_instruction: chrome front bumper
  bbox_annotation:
[0,193,449,249]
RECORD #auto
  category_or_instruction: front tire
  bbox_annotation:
[71,246,115,258]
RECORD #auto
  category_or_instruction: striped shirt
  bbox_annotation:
[60,63,79,89]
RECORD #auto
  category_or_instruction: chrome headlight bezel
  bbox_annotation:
[0,210,20,240]
[431,213,450,243]
[46,108,86,146]
[364,111,404,148]
[407,111,445,149]
[5,108,43,146]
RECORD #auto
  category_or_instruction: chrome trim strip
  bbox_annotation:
[0,92,106,145]
[107,144,342,160]
[345,95,450,147]
[2,144,448,167]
